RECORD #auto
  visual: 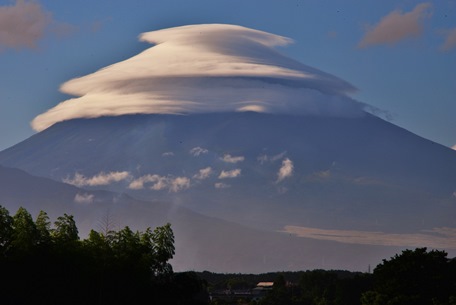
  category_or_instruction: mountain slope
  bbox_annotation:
[0,165,405,272]
[2,112,455,192]
[1,112,455,230]
[0,112,455,269]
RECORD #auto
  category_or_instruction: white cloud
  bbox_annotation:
[0,0,51,50]
[128,174,164,190]
[440,28,456,51]
[31,24,366,131]
[221,154,245,163]
[257,151,287,164]
[0,0,74,51]
[283,226,456,249]
[150,177,169,191]
[189,146,208,157]
[63,171,131,187]
[169,176,190,192]
[162,151,174,157]
[358,3,432,48]
[218,169,241,179]
[452,144,456,150]
[215,182,231,189]
[74,193,94,204]
[193,167,213,180]
[128,174,190,192]
[277,158,293,182]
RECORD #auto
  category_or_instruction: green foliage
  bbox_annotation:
[362,248,456,305]
[151,222,175,275]
[0,205,207,305]
[35,210,51,245]
[52,213,79,243]
[12,206,39,252]
[259,274,292,305]
[0,205,13,252]
[2,204,455,305]
[300,269,338,305]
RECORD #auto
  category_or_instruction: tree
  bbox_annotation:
[52,213,79,243]
[0,205,13,254]
[300,270,337,305]
[259,274,292,305]
[11,207,38,252]
[112,226,141,257]
[0,206,193,305]
[151,223,175,276]
[362,248,455,305]
[35,210,51,245]
[96,209,117,242]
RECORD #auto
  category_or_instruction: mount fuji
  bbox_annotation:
[1,24,455,272]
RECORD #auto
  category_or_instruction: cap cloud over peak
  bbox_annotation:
[32,24,367,131]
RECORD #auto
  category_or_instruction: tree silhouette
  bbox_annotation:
[0,205,13,254]
[12,206,39,252]
[35,210,51,245]
[362,248,456,305]
[52,213,79,243]
[0,205,208,305]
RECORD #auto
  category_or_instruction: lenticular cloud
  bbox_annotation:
[32,24,366,131]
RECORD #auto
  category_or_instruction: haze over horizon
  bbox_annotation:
[0,0,455,151]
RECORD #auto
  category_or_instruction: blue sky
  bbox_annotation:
[0,0,455,151]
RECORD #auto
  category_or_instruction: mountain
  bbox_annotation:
[0,164,404,273]
[2,24,454,272]
[1,112,456,272]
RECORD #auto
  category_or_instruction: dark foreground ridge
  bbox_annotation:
[2,205,456,305]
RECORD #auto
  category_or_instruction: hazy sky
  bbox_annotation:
[1,0,455,151]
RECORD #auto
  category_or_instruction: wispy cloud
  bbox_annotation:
[74,193,94,204]
[277,158,293,182]
[31,24,366,131]
[215,182,231,189]
[306,169,331,182]
[162,151,174,157]
[128,174,165,190]
[128,174,190,192]
[218,169,241,179]
[193,167,213,180]
[0,0,74,51]
[452,144,456,150]
[189,146,209,157]
[63,171,131,187]
[440,28,456,51]
[358,3,432,48]
[283,226,456,249]
[221,154,245,164]
[257,151,287,164]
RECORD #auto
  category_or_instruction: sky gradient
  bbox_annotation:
[1,0,455,151]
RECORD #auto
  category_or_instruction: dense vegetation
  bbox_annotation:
[1,205,455,305]
[200,248,456,305]
[199,270,373,305]
[0,205,208,305]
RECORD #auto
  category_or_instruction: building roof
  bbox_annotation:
[256,282,274,288]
